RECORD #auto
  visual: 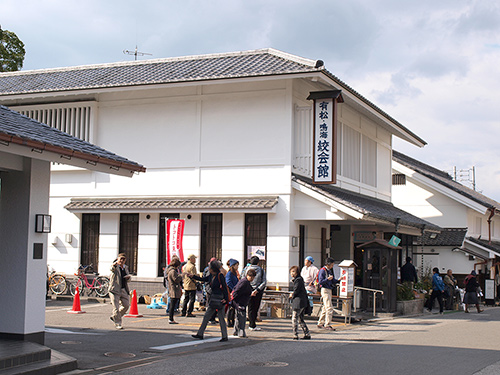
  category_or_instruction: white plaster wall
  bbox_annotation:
[414,247,478,276]
[392,177,469,227]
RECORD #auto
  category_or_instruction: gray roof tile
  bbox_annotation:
[0,105,145,172]
[65,196,279,211]
[293,174,441,231]
[415,228,467,246]
[393,151,500,210]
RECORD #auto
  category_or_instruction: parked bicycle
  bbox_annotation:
[69,264,110,298]
[47,270,68,295]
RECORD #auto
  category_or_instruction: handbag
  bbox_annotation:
[209,294,224,309]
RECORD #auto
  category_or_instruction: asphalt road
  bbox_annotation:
[45,298,500,375]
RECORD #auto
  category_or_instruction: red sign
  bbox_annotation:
[166,219,185,264]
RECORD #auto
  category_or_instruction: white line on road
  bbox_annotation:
[45,327,102,335]
[150,336,237,351]
[46,303,106,312]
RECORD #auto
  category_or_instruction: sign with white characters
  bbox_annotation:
[166,219,185,263]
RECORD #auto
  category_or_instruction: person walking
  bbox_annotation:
[443,269,458,310]
[181,254,198,317]
[400,257,418,283]
[189,260,229,341]
[463,270,483,313]
[301,256,319,294]
[109,253,131,330]
[226,258,240,328]
[317,257,341,331]
[427,267,445,314]
[243,256,266,331]
[289,266,311,340]
[231,268,255,338]
[166,258,183,324]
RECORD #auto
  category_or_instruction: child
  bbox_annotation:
[231,268,256,337]
[289,265,311,340]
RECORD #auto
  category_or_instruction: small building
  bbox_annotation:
[0,49,439,311]
[392,151,500,285]
[0,105,144,344]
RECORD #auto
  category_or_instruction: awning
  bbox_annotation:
[65,196,279,212]
[462,237,500,259]
[292,174,441,234]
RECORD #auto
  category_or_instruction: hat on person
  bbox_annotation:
[228,258,239,267]
[471,270,477,276]
[187,254,197,259]
[209,257,217,264]
[305,256,314,263]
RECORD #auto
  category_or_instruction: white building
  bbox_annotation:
[0,105,143,345]
[0,49,438,308]
[392,151,500,279]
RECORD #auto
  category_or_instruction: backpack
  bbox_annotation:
[314,266,327,290]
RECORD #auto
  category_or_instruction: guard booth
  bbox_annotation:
[356,239,401,312]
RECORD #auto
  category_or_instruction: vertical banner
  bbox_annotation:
[307,90,343,184]
[166,219,185,264]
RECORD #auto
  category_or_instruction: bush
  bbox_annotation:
[397,282,415,301]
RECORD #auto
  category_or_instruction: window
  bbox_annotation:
[158,213,180,276]
[200,214,222,268]
[476,217,482,235]
[119,213,139,275]
[245,214,268,268]
[392,174,406,185]
[342,125,360,181]
[362,135,377,186]
[80,214,100,272]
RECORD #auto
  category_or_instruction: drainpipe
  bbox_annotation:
[487,208,495,245]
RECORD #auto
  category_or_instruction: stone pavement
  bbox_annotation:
[44,298,500,375]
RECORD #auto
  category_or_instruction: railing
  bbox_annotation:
[353,286,384,317]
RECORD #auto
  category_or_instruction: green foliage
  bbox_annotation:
[397,282,415,301]
[0,27,26,72]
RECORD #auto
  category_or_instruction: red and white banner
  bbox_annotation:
[166,219,185,264]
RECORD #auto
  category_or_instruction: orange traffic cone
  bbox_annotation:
[124,289,143,318]
[67,286,86,314]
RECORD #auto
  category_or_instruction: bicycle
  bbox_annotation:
[69,264,110,298]
[47,270,68,295]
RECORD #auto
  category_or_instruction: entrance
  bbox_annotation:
[358,239,400,312]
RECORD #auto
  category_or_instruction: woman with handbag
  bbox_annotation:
[463,270,483,313]
[189,260,229,341]
[166,257,183,324]
[289,266,311,340]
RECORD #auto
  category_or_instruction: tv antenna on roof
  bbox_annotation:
[123,45,152,60]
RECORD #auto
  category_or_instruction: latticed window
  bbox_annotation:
[200,214,222,268]
[80,214,100,272]
[158,213,180,276]
[119,213,139,275]
[245,214,268,268]
[392,173,406,185]
[11,102,95,142]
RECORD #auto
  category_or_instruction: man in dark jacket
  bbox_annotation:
[231,268,256,338]
[400,257,418,283]
[243,256,266,331]
[317,257,342,331]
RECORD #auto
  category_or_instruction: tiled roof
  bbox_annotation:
[0,105,145,173]
[0,48,425,146]
[64,196,279,211]
[415,228,467,246]
[466,237,500,254]
[292,174,441,231]
[393,151,500,210]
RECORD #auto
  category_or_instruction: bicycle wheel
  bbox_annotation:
[94,276,110,298]
[69,278,85,296]
[50,275,67,295]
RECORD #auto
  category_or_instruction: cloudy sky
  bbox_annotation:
[3,0,500,200]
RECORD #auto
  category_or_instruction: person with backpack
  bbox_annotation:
[189,260,229,341]
[427,267,445,314]
[463,270,483,313]
[243,256,266,331]
[225,258,240,327]
[317,257,342,331]
[231,268,256,338]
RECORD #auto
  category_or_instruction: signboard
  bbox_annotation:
[307,90,343,184]
[388,235,401,247]
[166,219,185,264]
[485,279,495,300]
[339,260,356,297]
[248,246,266,260]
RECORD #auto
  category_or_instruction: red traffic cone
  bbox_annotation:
[124,289,143,318]
[67,286,86,314]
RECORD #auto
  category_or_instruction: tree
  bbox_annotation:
[0,26,25,72]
